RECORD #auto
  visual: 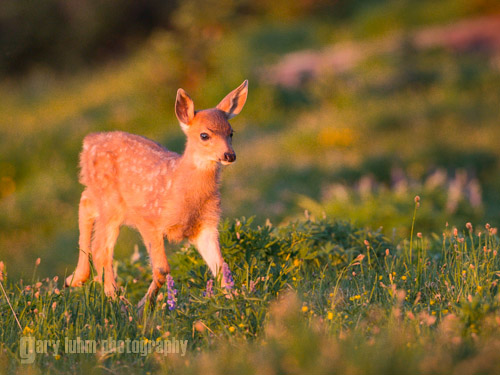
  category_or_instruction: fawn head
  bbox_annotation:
[175,80,248,167]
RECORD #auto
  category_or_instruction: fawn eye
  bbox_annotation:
[230,132,234,138]
[200,133,210,141]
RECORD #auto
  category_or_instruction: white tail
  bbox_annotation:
[65,80,248,308]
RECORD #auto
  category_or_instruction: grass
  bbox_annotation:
[1,204,499,374]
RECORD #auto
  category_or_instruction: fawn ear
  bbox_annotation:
[216,80,248,119]
[175,89,195,131]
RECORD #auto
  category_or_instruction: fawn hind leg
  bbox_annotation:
[65,190,97,288]
[91,214,122,297]
[137,227,170,310]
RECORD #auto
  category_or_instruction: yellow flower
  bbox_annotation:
[327,312,334,320]
[293,259,301,267]
[302,306,308,313]
[54,354,61,360]
[238,323,245,328]
[23,326,33,335]
[401,276,407,281]
[442,309,449,314]
[228,326,235,333]
[430,300,435,305]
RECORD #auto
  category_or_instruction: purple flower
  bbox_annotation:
[222,262,234,290]
[203,279,214,297]
[166,274,177,310]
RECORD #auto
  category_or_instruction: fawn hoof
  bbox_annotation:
[104,285,117,299]
[137,293,155,316]
[64,273,85,288]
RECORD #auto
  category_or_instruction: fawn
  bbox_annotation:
[65,80,248,308]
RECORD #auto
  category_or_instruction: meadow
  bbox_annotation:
[1,0,500,373]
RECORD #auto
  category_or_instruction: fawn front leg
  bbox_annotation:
[192,226,226,285]
[137,228,170,310]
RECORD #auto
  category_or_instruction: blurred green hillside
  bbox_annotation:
[1,0,500,279]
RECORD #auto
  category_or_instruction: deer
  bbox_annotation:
[64,80,248,309]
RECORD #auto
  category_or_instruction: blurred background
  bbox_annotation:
[1,0,499,279]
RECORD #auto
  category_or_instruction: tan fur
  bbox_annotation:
[65,81,248,308]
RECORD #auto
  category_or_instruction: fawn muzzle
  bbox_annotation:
[223,152,236,163]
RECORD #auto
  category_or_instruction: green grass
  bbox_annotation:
[1,210,499,374]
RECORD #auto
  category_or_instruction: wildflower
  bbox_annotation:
[54,288,60,295]
[364,240,370,247]
[203,279,214,297]
[401,276,407,281]
[293,259,301,267]
[35,282,42,288]
[466,222,473,232]
[157,292,164,302]
[129,316,133,322]
[417,232,422,238]
[414,196,420,203]
[54,355,61,360]
[194,321,205,332]
[53,276,58,283]
[385,249,390,256]
[161,303,167,310]
[302,306,308,313]
[23,326,33,335]
[228,326,235,333]
[35,258,41,266]
[453,228,458,237]
[34,291,39,299]
[52,302,57,311]
[249,280,255,293]
[166,275,177,310]
[442,309,449,314]
[222,262,234,290]
[327,312,334,320]
[238,323,245,328]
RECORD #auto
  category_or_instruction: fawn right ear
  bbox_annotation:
[175,89,195,131]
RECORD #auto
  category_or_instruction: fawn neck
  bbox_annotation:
[176,141,221,198]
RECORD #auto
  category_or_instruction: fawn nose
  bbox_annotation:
[223,152,236,163]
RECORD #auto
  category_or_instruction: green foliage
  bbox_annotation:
[1,216,499,374]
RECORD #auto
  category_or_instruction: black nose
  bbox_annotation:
[224,152,236,163]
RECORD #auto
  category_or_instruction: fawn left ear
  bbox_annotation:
[216,80,248,119]
[175,88,195,132]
